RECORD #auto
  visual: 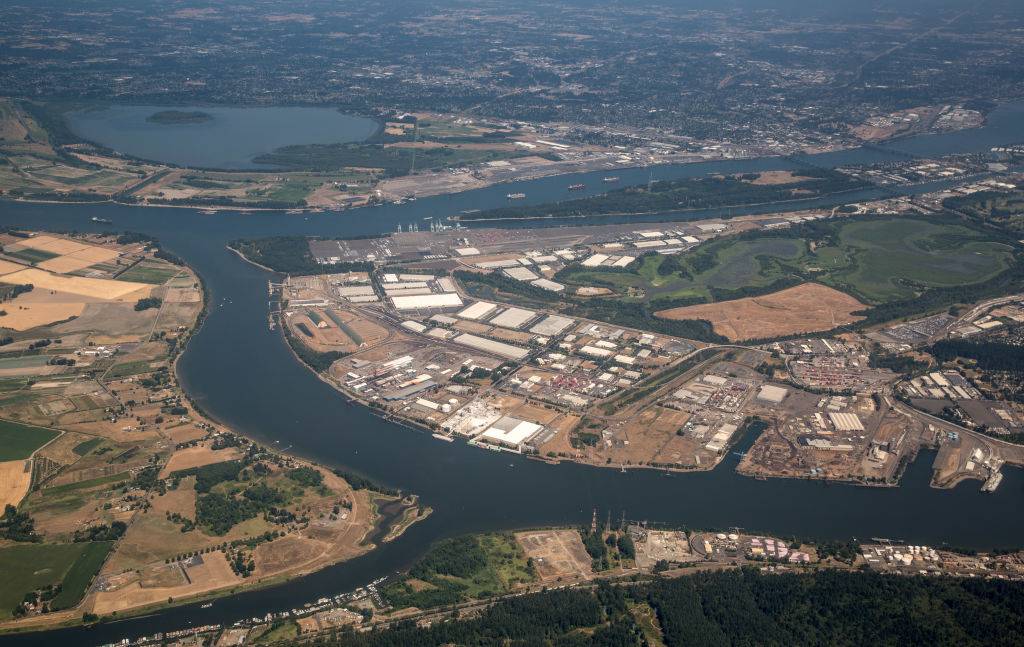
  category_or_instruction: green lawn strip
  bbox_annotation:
[0,419,60,460]
[41,471,131,497]
[50,541,114,610]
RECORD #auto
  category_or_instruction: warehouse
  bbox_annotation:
[530,315,575,336]
[390,293,463,311]
[531,278,565,292]
[336,285,376,297]
[491,307,537,329]
[757,384,788,403]
[458,301,499,321]
[453,333,529,360]
[581,253,609,267]
[505,266,540,281]
[478,416,545,452]
[828,412,865,432]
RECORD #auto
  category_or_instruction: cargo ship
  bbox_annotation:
[568,183,586,190]
[506,192,526,200]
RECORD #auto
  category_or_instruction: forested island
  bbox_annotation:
[145,110,213,124]
[458,170,869,221]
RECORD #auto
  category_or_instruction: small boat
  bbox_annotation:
[568,183,586,190]
[603,176,620,183]
[201,603,213,609]
[90,216,112,224]
[507,192,526,200]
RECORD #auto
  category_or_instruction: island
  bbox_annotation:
[0,230,426,632]
[145,110,213,125]
[232,169,1024,493]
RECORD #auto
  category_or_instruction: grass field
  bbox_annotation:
[116,260,180,285]
[4,248,58,264]
[0,355,54,370]
[72,437,103,456]
[106,360,156,378]
[0,541,113,618]
[383,533,535,609]
[564,217,1015,306]
[0,419,60,460]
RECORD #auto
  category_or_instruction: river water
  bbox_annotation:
[2,101,1024,644]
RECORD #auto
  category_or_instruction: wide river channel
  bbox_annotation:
[3,100,1024,644]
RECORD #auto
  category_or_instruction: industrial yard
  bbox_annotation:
[260,202,1024,491]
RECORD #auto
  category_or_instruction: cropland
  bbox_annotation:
[0,230,426,632]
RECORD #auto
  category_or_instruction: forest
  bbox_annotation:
[461,170,867,221]
[930,339,1024,374]
[312,569,1024,646]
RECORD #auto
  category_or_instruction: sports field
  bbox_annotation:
[0,419,60,460]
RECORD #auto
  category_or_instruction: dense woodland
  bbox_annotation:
[229,236,372,275]
[312,569,1024,646]
[930,339,1024,374]
[462,170,868,221]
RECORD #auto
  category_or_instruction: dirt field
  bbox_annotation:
[515,530,593,582]
[158,444,244,478]
[655,283,866,341]
[0,299,86,331]
[88,551,240,615]
[0,268,151,301]
[746,170,811,185]
[0,459,32,508]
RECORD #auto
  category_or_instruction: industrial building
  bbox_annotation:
[390,293,463,310]
[477,416,547,452]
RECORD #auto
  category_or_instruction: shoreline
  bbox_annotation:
[0,244,428,636]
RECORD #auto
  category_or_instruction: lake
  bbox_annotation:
[2,100,1024,644]
[66,105,380,170]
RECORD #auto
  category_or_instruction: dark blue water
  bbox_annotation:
[66,105,380,169]
[2,99,1024,644]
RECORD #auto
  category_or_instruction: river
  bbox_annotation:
[2,100,1024,644]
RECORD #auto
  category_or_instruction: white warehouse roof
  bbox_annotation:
[391,293,463,310]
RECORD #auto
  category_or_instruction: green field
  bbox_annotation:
[72,437,103,456]
[563,217,1016,306]
[382,533,535,609]
[0,419,59,460]
[0,355,56,370]
[4,247,58,264]
[116,260,180,284]
[0,541,113,618]
[106,359,155,378]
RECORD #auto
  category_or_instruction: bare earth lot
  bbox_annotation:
[655,283,866,341]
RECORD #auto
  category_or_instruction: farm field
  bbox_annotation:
[656,282,867,341]
[563,217,1016,310]
[0,419,60,460]
[0,541,113,619]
